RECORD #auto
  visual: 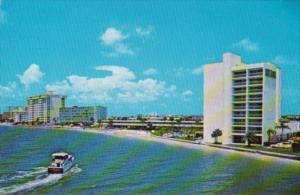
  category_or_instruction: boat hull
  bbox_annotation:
[48,156,75,174]
[48,167,64,174]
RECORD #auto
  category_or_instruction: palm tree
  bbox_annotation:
[211,129,222,144]
[243,132,257,147]
[267,128,277,143]
[275,118,290,141]
[175,117,183,132]
[108,118,113,127]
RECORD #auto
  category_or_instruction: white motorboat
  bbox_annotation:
[48,152,75,174]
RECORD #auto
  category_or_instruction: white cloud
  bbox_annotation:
[136,26,154,36]
[181,90,193,101]
[271,55,297,66]
[100,27,135,57]
[118,79,176,103]
[234,38,259,51]
[18,64,44,87]
[192,66,203,75]
[0,82,16,97]
[182,90,193,97]
[114,43,134,55]
[173,67,191,77]
[46,65,175,103]
[100,27,127,45]
[143,68,158,76]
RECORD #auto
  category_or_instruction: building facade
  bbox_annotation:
[203,53,281,145]
[27,91,66,124]
[12,107,28,123]
[59,106,107,124]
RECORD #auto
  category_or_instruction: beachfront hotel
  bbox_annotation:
[59,106,107,124]
[27,91,66,124]
[203,53,281,145]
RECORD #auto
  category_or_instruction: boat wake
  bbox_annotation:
[0,166,81,194]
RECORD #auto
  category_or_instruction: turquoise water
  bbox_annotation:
[0,127,300,194]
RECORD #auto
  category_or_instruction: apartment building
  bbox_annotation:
[12,107,28,123]
[203,53,281,145]
[59,106,107,124]
[27,91,66,124]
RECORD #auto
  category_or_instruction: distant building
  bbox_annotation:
[59,106,107,124]
[27,91,66,124]
[203,53,281,145]
[12,107,28,123]
[2,112,12,121]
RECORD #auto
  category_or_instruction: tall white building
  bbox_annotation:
[27,91,66,124]
[203,53,281,145]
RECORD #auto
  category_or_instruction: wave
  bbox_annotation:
[0,167,47,183]
[0,166,81,194]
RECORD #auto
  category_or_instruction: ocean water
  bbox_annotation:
[0,127,299,194]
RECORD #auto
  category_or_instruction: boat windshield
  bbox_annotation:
[54,155,67,160]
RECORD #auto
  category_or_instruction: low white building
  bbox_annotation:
[59,106,107,124]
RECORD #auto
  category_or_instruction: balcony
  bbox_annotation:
[249,95,263,102]
[248,127,262,134]
[233,111,246,117]
[248,86,263,93]
[232,130,246,134]
[249,78,263,85]
[233,120,246,126]
[233,103,246,109]
[233,87,246,94]
[248,111,262,118]
[248,68,263,77]
[233,71,246,79]
[248,119,262,126]
[233,79,246,86]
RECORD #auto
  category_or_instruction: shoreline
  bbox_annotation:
[66,127,300,163]
[1,125,300,163]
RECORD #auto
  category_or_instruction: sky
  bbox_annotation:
[0,0,299,116]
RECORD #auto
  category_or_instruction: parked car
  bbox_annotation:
[270,142,291,148]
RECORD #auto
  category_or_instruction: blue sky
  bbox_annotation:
[0,0,299,116]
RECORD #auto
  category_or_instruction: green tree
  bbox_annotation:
[175,117,183,131]
[243,132,257,147]
[267,128,277,143]
[275,118,290,141]
[211,129,222,144]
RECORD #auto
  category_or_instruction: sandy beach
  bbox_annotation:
[67,128,300,164]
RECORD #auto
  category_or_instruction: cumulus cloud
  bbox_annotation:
[100,27,134,57]
[100,27,126,45]
[46,65,175,103]
[143,68,158,76]
[100,25,154,57]
[234,38,259,51]
[18,64,44,87]
[136,26,154,36]
[0,82,16,97]
[192,66,203,75]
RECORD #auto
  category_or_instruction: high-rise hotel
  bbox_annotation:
[27,91,66,124]
[203,53,281,145]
